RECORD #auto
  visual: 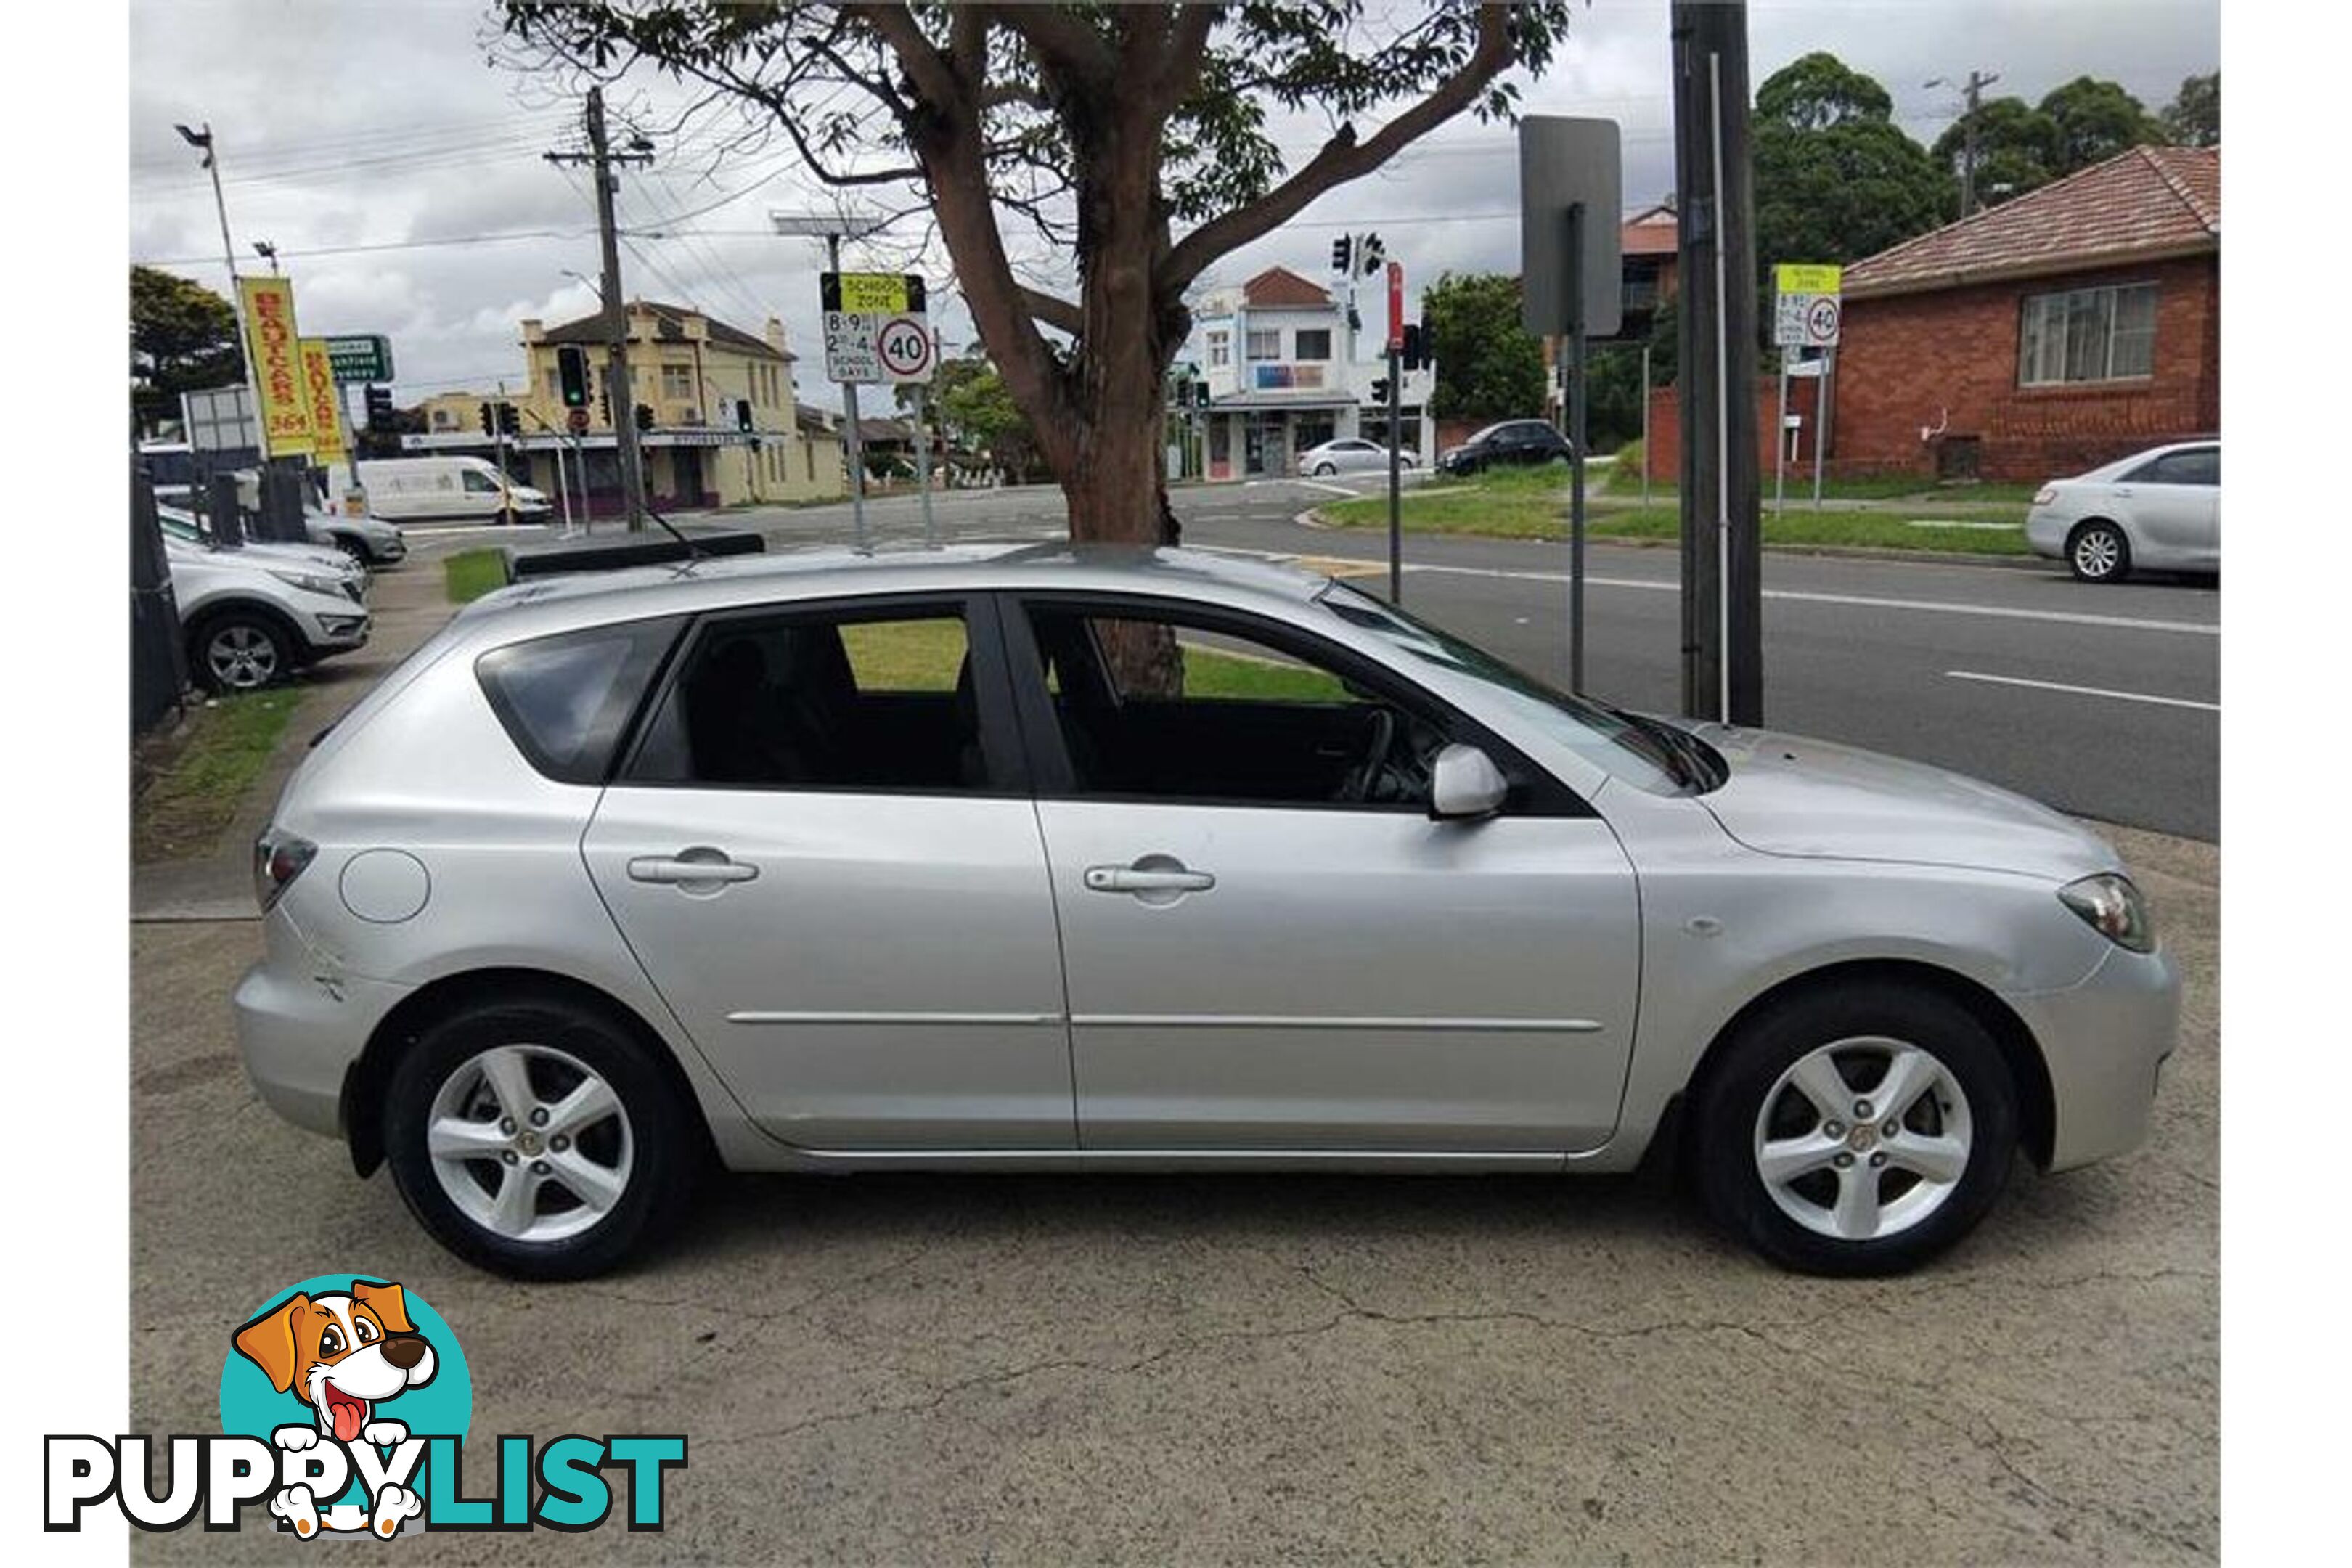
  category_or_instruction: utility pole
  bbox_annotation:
[1670,0,1763,726]
[547,89,652,530]
[1931,69,2000,219]
[173,121,267,459]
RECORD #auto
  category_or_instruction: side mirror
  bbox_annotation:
[1429,743,1508,820]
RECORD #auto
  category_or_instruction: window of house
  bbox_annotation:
[1293,329,1332,362]
[1206,331,1231,368]
[1245,328,1281,361]
[626,605,990,791]
[2017,282,2157,386]
[661,364,696,401]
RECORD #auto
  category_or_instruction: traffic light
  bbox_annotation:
[1330,235,1353,274]
[497,401,520,437]
[1192,380,1211,409]
[555,345,589,409]
[634,403,655,433]
[1370,377,1392,404]
[1400,322,1426,372]
[363,385,393,430]
[478,401,494,437]
[1357,232,1384,277]
[736,398,754,432]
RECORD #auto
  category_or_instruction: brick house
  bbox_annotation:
[1833,145,2218,481]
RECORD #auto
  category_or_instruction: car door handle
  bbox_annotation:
[629,849,759,886]
[1084,864,1215,896]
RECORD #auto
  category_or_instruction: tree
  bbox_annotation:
[131,265,243,432]
[2160,71,2218,147]
[1930,97,2061,212]
[901,351,1048,480]
[1752,54,1952,271]
[1421,272,1543,424]
[498,2,1571,552]
[2038,75,2163,173]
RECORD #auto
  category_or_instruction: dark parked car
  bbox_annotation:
[1437,420,1574,476]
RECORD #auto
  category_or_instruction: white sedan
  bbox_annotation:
[2025,439,2219,583]
[1297,437,1397,477]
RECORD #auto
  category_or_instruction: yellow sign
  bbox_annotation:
[298,339,348,465]
[1773,263,1843,296]
[238,276,313,457]
[837,273,912,312]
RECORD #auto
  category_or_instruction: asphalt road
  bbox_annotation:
[722,478,2220,839]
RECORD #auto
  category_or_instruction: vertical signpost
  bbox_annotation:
[1773,263,1842,508]
[1519,116,1622,695]
[822,269,927,550]
[1385,259,1405,603]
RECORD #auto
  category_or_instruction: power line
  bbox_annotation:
[132,227,587,268]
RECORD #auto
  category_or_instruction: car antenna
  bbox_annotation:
[638,502,708,567]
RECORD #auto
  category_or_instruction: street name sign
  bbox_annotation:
[324,333,395,383]
[1773,263,1843,348]
[820,272,928,384]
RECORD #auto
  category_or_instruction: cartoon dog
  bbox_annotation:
[232,1279,437,1538]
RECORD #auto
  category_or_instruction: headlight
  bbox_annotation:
[2059,873,2155,952]
[2031,486,2058,506]
[268,568,345,597]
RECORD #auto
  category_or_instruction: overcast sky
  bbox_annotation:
[128,0,2218,413]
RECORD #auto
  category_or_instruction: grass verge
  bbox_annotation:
[1602,446,2041,506]
[132,690,303,864]
[445,548,507,604]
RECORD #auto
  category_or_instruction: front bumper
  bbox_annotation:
[2008,941,2181,1170]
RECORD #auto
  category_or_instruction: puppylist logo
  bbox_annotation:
[45,1273,686,1537]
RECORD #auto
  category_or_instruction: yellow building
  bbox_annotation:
[502,300,844,515]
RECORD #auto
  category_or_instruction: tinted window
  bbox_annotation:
[626,604,991,791]
[2145,447,2218,486]
[476,617,682,784]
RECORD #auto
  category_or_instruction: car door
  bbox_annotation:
[581,593,1077,1150]
[2115,449,2213,566]
[1003,592,1642,1154]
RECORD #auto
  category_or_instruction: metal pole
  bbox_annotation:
[915,380,936,548]
[1710,49,1732,725]
[1641,343,1652,509]
[1773,353,1787,521]
[1567,202,1588,695]
[196,123,269,458]
[584,89,648,530]
[1386,343,1403,603]
[1813,346,1832,507]
[830,232,870,551]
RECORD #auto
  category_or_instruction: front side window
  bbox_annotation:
[1022,603,1449,809]
[460,469,500,493]
[2018,282,2157,385]
[1245,328,1281,362]
[476,618,684,784]
[626,604,991,791]
[1293,328,1332,362]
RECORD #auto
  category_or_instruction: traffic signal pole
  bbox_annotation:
[547,89,650,530]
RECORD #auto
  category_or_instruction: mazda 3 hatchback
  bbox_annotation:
[236,545,2176,1278]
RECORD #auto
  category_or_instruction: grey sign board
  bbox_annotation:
[181,383,259,454]
[1519,116,1623,339]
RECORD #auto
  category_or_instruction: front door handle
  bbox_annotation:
[629,847,759,890]
[1084,859,1215,902]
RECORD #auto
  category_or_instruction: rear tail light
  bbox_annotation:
[253,828,317,912]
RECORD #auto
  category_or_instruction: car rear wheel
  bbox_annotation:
[192,611,293,693]
[383,993,698,1279]
[2067,520,2131,583]
[1312,462,1337,477]
[1691,981,2018,1275]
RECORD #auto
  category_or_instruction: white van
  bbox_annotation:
[335,457,549,523]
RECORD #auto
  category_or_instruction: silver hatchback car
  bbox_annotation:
[235,546,2177,1278]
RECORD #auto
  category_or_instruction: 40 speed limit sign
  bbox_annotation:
[875,314,935,384]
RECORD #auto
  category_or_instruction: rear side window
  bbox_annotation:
[475,617,682,783]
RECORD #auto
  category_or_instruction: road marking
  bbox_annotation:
[1945,671,2218,711]
[1192,545,2218,636]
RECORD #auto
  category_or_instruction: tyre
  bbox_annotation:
[382,992,699,1279]
[2067,520,2131,583]
[1312,462,1337,477]
[192,609,295,693]
[1690,981,2019,1275]
[327,533,375,568]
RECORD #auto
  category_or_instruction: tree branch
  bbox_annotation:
[1161,2,1222,115]
[1000,7,1117,87]
[1019,287,1083,335]
[1161,2,1514,290]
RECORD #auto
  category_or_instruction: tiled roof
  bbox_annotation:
[1845,145,2218,299]
[1242,266,1333,309]
[539,299,791,361]
[1621,202,1679,258]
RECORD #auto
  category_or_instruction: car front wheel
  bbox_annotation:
[1691,981,2018,1275]
[2067,520,2131,583]
[1312,462,1337,477]
[192,611,293,693]
[383,992,698,1279]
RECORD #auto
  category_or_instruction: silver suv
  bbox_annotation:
[235,546,2176,1278]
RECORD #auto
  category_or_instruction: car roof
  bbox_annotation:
[457,542,1336,639]
[2078,438,2218,479]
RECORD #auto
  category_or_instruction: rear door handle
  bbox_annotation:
[629,848,759,888]
[1084,863,1215,896]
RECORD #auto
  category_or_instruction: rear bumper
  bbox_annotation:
[2023,507,2073,560]
[2009,942,2181,1170]
[233,914,412,1139]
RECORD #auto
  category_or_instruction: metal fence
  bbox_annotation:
[130,460,186,735]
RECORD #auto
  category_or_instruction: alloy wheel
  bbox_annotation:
[1750,1035,1973,1242]
[2073,526,2123,580]
[425,1043,635,1244]
[205,624,281,689]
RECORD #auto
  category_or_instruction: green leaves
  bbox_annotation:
[131,266,244,430]
[1421,271,1544,425]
